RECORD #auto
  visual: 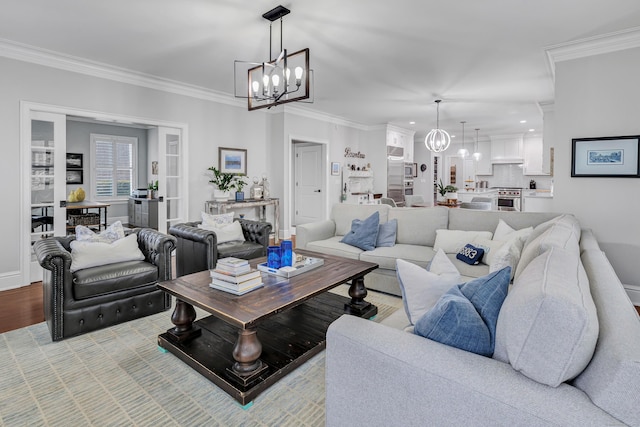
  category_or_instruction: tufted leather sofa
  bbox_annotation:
[33,228,176,341]
[169,219,271,277]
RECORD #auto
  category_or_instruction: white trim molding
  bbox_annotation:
[545,26,640,78]
[0,37,374,132]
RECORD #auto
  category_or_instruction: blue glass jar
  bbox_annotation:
[267,246,281,269]
[280,240,293,267]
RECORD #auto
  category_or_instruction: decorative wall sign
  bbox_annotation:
[218,147,247,175]
[571,136,640,177]
[344,147,366,158]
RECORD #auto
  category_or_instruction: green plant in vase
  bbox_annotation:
[233,174,248,201]
[208,167,237,200]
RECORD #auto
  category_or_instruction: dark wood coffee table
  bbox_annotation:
[157,250,378,406]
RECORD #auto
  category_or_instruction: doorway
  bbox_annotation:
[21,102,188,285]
[291,140,327,230]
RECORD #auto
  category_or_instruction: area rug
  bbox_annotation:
[0,286,400,426]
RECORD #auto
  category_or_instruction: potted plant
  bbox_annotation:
[436,180,458,202]
[233,174,248,201]
[207,167,237,200]
[148,180,158,199]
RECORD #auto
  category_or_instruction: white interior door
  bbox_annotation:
[157,127,184,233]
[25,111,67,282]
[294,143,324,226]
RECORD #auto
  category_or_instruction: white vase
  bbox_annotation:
[213,189,230,201]
[445,192,458,200]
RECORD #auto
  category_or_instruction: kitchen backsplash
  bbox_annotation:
[476,164,553,189]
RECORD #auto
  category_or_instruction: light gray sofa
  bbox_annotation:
[323,211,640,425]
[296,204,560,295]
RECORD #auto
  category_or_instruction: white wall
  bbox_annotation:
[1,56,269,289]
[0,55,376,289]
[554,47,640,286]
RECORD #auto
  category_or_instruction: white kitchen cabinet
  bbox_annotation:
[522,195,553,212]
[522,136,548,175]
[475,140,493,175]
[387,126,415,162]
[491,134,523,163]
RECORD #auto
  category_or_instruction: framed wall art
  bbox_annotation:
[66,153,83,169]
[571,136,640,177]
[331,162,340,176]
[66,170,83,184]
[218,147,247,175]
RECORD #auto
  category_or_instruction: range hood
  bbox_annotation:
[491,158,524,164]
[489,134,524,164]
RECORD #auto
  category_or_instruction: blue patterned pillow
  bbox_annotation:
[75,220,125,243]
[456,243,485,265]
[414,266,510,356]
[340,211,380,251]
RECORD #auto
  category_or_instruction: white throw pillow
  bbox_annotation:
[198,220,246,244]
[396,249,462,325]
[488,239,522,280]
[433,229,493,254]
[201,211,235,227]
[70,233,144,272]
[493,219,533,244]
[75,220,125,243]
[515,223,580,280]
[471,237,507,266]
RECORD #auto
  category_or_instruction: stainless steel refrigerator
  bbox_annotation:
[387,146,404,206]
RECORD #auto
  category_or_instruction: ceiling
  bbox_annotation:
[2,0,640,141]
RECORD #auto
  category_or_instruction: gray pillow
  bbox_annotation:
[494,247,599,387]
[376,219,397,247]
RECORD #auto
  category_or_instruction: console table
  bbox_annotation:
[66,201,109,232]
[205,198,279,243]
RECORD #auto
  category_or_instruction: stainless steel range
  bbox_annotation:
[494,187,522,211]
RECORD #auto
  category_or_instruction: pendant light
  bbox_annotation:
[457,121,469,158]
[472,128,483,161]
[424,100,451,153]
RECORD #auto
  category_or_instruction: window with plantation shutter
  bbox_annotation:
[90,134,137,201]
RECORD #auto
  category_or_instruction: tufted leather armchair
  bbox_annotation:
[169,218,272,277]
[33,228,176,341]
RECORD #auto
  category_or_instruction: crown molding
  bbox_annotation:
[545,26,640,78]
[0,37,378,132]
[0,37,246,108]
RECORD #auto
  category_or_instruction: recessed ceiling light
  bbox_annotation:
[451,135,456,138]
[520,120,527,123]
[529,128,535,132]
[409,121,415,125]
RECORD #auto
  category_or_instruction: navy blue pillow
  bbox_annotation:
[456,243,485,265]
[414,267,510,356]
[340,211,380,251]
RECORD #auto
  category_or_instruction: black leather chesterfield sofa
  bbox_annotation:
[169,218,272,277]
[33,228,176,341]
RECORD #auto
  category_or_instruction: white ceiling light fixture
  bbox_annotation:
[233,5,313,111]
[457,121,469,158]
[424,100,451,153]
[472,128,483,161]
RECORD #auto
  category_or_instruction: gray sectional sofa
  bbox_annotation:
[309,204,640,426]
[296,204,559,295]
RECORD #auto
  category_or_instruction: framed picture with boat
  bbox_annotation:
[571,135,640,177]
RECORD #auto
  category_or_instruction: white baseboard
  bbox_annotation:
[623,284,640,306]
[0,270,25,291]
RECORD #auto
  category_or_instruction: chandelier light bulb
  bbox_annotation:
[252,80,260,95]
[295,66,303,85]
[272,74,280,93]
[262,74,270,95]
[472,128,482,161]
[285,68,291,84]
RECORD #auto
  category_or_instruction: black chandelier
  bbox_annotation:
[234,5,313,111]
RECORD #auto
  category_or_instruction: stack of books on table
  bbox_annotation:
[210,257,263,295]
